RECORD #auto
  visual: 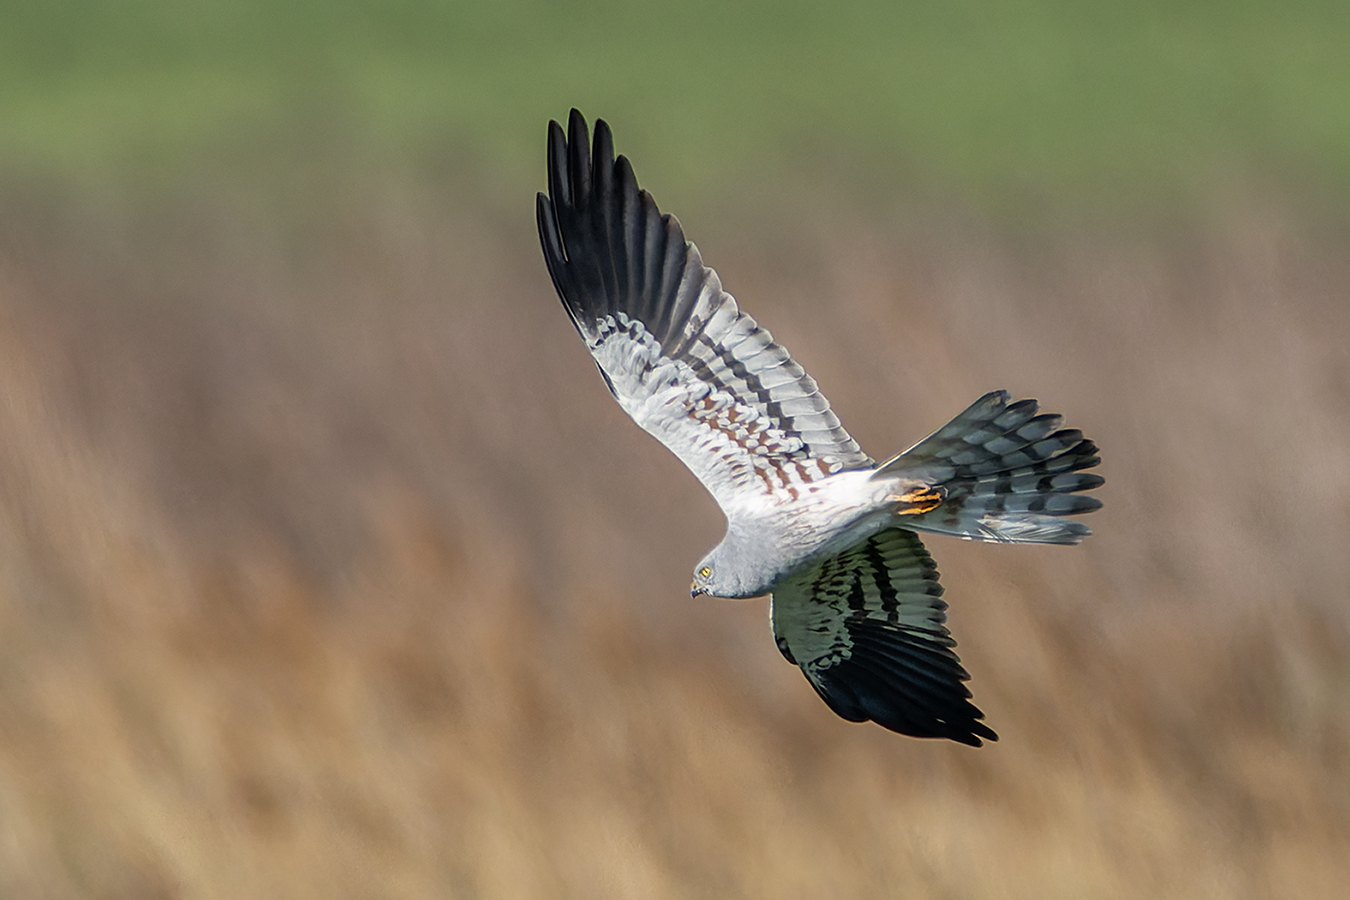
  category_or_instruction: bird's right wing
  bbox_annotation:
[536,110,872,517]
[770,527,997,746]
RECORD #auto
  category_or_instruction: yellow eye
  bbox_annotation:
[699,566,712,579]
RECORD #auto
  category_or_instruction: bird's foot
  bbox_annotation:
[887,483,945,515]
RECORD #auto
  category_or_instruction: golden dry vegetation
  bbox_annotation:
[0,182,1348,898]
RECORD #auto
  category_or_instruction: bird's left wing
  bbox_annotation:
[536,110,872,516]
[771,527,997,746]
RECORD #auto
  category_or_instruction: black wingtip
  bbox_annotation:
[805,616,1001,747]
[566,109,591,206]
[536,191,567,284]
[547,119,569,207]
[814,656,998,747]
[593,117,615,169]
[538,109,697,347]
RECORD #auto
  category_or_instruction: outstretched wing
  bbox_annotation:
[770,527,997,746]
[536,110,871,516]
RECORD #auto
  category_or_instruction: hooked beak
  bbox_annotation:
[690,582,706,599]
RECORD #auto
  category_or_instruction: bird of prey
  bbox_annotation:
[536,110,1103,746]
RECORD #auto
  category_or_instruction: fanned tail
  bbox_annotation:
[874,391,1104,545]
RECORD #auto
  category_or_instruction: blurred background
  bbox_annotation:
[1,1,1348,897]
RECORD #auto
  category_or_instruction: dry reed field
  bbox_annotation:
[0,180,1347,898]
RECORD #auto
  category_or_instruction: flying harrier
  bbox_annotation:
[536,110,1102,746]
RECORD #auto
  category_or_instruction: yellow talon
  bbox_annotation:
[888,484,945,515]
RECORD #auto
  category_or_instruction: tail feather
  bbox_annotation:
[875,391,1104,545]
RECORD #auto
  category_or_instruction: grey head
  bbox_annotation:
[690,529,783,600]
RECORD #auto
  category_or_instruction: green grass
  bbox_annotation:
[2,0,1348,216]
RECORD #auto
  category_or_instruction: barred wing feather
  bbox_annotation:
[536,110,871,515]
[771,527,998,746]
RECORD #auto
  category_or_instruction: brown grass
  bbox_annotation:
[0,182,1348,898]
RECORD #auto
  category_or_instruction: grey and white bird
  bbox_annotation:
[536,110,1103,746]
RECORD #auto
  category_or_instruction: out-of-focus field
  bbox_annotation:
[2,181,1348,899]
[5,0,1350,213]
[3,3,1350,898]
